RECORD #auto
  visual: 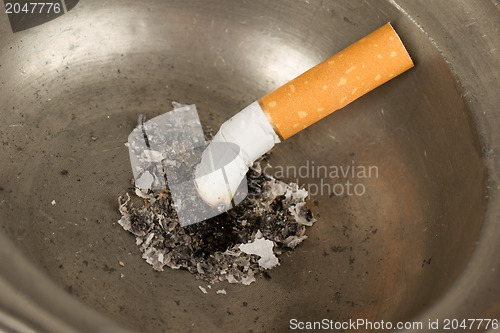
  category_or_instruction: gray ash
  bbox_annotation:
[119,158,316,284]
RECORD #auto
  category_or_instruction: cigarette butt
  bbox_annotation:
[259,23,414,140]
[195,23,413,209]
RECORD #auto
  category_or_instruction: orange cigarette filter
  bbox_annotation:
[258,23,414,140]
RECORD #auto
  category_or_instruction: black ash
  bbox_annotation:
[118,156,316,285]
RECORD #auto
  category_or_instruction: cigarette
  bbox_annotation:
[195,23,414,207]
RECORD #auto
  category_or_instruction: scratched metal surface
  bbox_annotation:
[0,0,498,332]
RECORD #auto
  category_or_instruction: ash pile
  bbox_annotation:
[118,159,316,285]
